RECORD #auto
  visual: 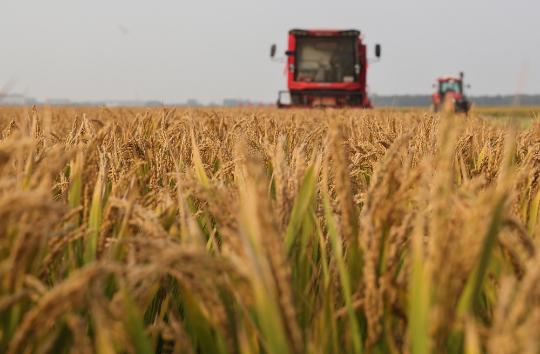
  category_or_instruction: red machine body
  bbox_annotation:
[432,73,471,113]
[274,29,379,108]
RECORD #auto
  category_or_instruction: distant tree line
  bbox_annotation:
[3,93,540,108]
[371,94,540,107]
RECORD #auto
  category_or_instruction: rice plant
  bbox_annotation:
[0,106,538,354]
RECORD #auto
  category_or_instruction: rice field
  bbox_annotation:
[0,106,539,354]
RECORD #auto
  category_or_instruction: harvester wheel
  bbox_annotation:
[291,93,302,105]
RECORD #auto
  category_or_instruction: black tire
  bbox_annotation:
[347,95,363,106]
[291,93,302,105]
[455,100,471,114]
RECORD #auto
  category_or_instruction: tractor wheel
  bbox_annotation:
[455,100,471,115]
[464,101,472,115]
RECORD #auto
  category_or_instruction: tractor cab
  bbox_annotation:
[438,78,463,96]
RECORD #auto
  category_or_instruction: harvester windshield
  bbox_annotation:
[295,37,357,83]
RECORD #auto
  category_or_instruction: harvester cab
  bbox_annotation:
[270,29,380,108]
[432,72,472,114]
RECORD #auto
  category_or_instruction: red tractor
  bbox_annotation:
[270,29,380,108]
[432,72,472,114]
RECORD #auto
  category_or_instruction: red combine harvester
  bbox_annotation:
[432,72,472,114]
[270,29,380,108]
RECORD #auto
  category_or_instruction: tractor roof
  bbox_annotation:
[289,29,360,37]
[437,76,462,83]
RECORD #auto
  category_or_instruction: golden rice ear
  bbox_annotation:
[328,119,358,245]
[235,138,303,354]
[190,128,210,189]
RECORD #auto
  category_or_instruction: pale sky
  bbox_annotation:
[1,0,538,103]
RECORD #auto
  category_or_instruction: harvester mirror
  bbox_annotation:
[375,44,381,58]
[270,44,277,58]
